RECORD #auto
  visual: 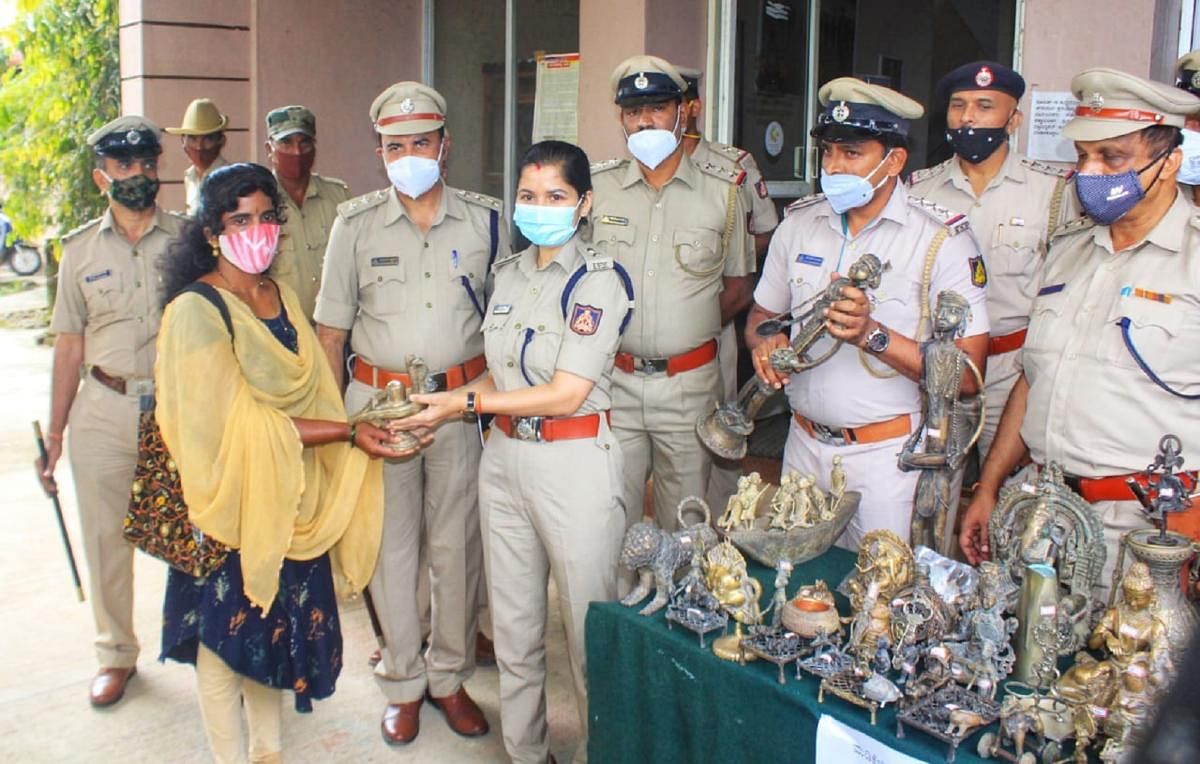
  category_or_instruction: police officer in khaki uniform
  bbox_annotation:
[748,78,990,550]
[961,69,1200,592]
[38,116,187,706]
[909,62,1077,463]
[166,98,230,215]
[263,105,350,323]
[589,55,754,532]
[1172,51,1200,202]
[314,81,503,746]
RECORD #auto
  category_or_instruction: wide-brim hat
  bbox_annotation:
[165,98,228,136]
[1063,67,1199,142]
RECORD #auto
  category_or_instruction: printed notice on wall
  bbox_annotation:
[1027,90,1079,163]
[815,715,925,764]
[532,52,580,144]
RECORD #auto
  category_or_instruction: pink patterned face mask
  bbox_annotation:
[218,223,281,274]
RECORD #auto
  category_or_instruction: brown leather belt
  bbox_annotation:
[1052,467,1199,504]
[494,411,610,443]
[793,411,911,446]
[614,339,717,376]
[90,366,154,396]
[353,353,486,392]
[988,328,1028,357]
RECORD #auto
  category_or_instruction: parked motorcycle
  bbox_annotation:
[2,238,42,276]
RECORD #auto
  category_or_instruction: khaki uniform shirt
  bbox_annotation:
[50,207,187,377]
[691,138,780,235]
[315,184,509,372]
[587,153,753,358]
[184,154,229,215]
[272,172,351,322]
[1022,191,1200,477]
[754,183,990,428]
[484,240,629,415]
[908,151,1077,337]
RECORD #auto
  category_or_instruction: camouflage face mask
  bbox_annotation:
[102,172,160,211]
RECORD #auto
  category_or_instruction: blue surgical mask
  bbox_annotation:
[625,108,682,170]
[1075,148,1169,225]
[820,150,892,214]
[513,199,582,248]
[1178,128,1200,185]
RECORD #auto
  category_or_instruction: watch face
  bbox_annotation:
[867,327,889,353]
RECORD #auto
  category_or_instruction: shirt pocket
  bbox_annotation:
[672,227,723,277]
[1024,290,1070,353]
[591,220,636,260]
[358,256,407,314]
[988,223,1043,277]
[80,270,124,327]
[446,246,489,317]
[1103,296,1185,379]
[871,271,922,332]
[518,308,565,385]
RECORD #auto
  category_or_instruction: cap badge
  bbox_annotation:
[634,73,649,90]
[1088,92,1104,113]
[1191,71,1200,90]
[831,101,850,123]
[126,130,141,145]
[398,97,416,114]
[975,66,994,88]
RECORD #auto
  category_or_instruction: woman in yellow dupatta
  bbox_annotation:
[156,163,422,763]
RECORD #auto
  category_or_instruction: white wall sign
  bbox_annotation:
[1027,90,1079,163]
[765,120,785,157]
[815,715,926,764]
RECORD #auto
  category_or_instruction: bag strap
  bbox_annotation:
[181,281,234,341]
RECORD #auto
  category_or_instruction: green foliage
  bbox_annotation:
[0,0,119,244]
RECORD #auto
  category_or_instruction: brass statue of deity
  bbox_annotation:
[349,356,430,452]
[703,540,762,662]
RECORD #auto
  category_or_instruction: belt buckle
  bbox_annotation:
[513,416,544,442]
[426,372,448,393]
[130,379,155,397]
[639,358,660,375]
[811,421,844,446]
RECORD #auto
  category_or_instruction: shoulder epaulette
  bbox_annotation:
[907,195,970,235]
[491,251,522,270]
[60,217,101,242]
[906,159,952,187]
[1021,158,1075,179]
[710,141,750,164]
[319,174,350,190]
[338,188,389,219]
[784,193,825,214]
[456,189,502,212]
[1050,214,1095,239]
[590,158,626,174]
[697,160,743,185]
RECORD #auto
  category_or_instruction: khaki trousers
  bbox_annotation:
[67,378,140,668]
[979,348,1022,461]
[196,644,282,764]
[612,358,720,532]
[479,421,624,764]
[346,380,483,703]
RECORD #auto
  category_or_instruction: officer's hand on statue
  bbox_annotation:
[402,391,461,429]
[355,420,428,459]
[750,332,791,390]
[35,438,61,496]
[959,490,996,565]
[824,275,873,347]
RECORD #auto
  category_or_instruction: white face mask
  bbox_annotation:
[1178,128,1200,185]
[625,107,681,170]
[385,141,443,198]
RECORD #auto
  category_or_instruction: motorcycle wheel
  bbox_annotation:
[10,243,42,276]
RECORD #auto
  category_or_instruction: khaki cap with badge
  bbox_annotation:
[87,115,163,157]
[1176,50,1200,97]
[610,54,686,105]
[266,105,316,141]
[813,77,924,141]
[1062,68,1200,141]
[164,98,228,136]
[370,82,447,136]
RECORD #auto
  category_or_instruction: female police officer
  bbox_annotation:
[404,139,632,764]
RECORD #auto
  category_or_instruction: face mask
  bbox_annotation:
[101,171,160,211]
[946,125,1009,164]
[218,223,281,274]
[513,199,582,248]
[274,148,315,181]
[386,142,443,199]
[1178,128,1200,185]
[625,107,681,170]
[184,144,221,171]
[1075,149,1169,225]
[820,150,893,214]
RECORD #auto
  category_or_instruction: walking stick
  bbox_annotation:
[363,587,386,649]
[32,421,85,602]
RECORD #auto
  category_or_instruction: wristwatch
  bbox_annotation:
[463,392,479,423]
[864,324,890,354]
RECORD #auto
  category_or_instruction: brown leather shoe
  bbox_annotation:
[426,686,489,737]
[381,699,422,745]
[90,666,136,707]
[475,632,496,666]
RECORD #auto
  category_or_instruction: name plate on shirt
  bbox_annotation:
[371,256,400,267]
[815,716,924,764]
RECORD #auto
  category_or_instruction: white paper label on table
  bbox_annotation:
[815,715,925,764]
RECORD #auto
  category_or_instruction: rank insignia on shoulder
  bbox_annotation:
[492,303,513,314]
[1037,283,1065,296]
[1120,285,1173,304]
[796,254,823,266]
[370,256,400,267]
[969,256,988,287]
[597,215,628,226]
[569,303,602,335]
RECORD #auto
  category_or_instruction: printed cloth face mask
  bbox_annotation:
[945,119,1012,164]
[219,223,281,274]
[1075,148,1170,225]
[101,171,160,211]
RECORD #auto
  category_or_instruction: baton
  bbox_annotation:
[32,421,85,602]
[362,586,386,649]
